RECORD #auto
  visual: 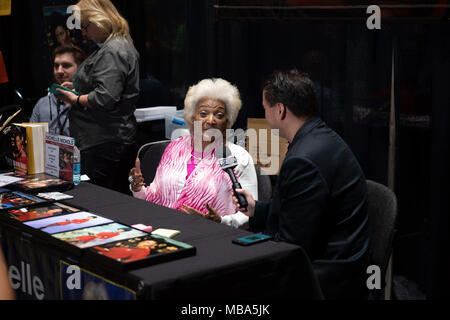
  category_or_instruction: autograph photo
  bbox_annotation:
[5,202,79,222]
[90,234,188,263]
[0,190,46,210]
[52,222,148,249]
[24,211,113,234]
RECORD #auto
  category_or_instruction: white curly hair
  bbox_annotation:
[184,78,242,130]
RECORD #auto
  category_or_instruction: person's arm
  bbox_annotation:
[271,157,328,254]
[129,158,149,200]
[221,151,259,228]
[129,140,173,201]
[248,201,271,232]
[56,46,131,110]
[55,85,92,109]
[0,247,15,300]
[86,50,130,112]
[76,94,92,109]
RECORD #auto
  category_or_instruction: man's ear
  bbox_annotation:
[278,103,287,120]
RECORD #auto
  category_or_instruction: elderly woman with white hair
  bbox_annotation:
[129,78,258,228]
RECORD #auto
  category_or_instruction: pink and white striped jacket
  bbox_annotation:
[140,135,237,216]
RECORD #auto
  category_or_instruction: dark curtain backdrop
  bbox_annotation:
[183,2,448,299]
[211,21,393,184]
[0,0,51,117]
[0,0,448,299]
[427,24,449,299]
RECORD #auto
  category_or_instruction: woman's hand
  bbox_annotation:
[56,88,78,106]
[128,158,145,192]
[182,203,222,223]
[60,82,75,90]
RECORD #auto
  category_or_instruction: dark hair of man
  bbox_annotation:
[262,69,318,118]
[53,45,87,66]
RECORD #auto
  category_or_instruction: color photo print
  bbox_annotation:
[8,173,72,191]
[43,4,96,59]
[88,234,196,271]
[0,190,48,211]
[24,211,113,234]
[52,223,148,249]
[5,202,79,222]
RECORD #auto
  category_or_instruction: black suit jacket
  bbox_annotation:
[250,116,370,299]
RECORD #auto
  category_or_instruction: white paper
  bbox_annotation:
[36,192,74,201]
[0,173,24,187]
[151,228,180,238]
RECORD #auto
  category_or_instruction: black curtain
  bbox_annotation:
[427,24,449,299]
[186,0,449,299]
[198,19,393,184]
[0,0,51,118]
[1,0,448,299]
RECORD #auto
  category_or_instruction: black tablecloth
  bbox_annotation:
[62,183,323,300]
[2,182,322,300]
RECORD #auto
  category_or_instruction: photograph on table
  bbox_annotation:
[8,172,72,192]
[52,222,148,249]
[88,234,196,270]
[0,190,48,211]
[5,202,79,222]
[24,211,113,234]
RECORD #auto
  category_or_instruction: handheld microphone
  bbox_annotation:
[218,146,248,209]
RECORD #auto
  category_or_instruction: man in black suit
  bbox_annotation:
[235,69,370,299]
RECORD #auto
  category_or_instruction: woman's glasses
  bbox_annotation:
[81,21,91,31]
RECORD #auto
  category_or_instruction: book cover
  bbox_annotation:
[9,123,49,174]
[44,133,75,182]
[4,125,28,174]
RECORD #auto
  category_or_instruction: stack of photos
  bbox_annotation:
[87,234,196,271]
[5,202,79,222]
[0,190,48,211]
[0,188,197,270]
[24,212,114,235]
[7,172,72,192]
[52,223,148,249]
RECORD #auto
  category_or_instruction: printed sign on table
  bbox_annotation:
[45,133,75,182]
[59,261,136,300]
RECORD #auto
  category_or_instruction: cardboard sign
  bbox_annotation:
[246,118,289,175]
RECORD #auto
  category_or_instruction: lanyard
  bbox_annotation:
[48,94,70,135]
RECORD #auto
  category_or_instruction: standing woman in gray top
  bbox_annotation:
[56,0,139,194]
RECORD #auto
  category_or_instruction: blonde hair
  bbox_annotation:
[76,0,132,43]
[184,78,242,130]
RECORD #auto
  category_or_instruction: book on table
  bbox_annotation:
[3,132,75,193]
[3,123,48,175]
